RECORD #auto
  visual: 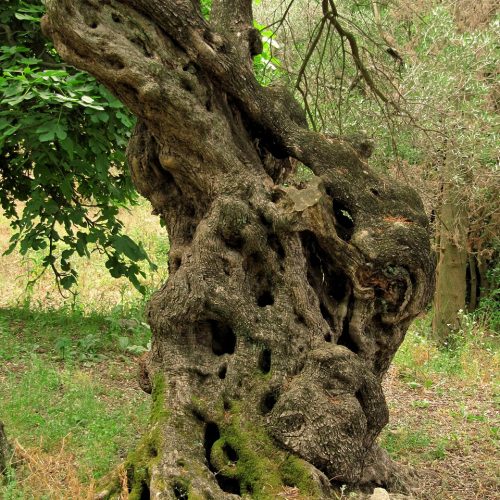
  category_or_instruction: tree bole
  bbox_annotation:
[43,0,435,497]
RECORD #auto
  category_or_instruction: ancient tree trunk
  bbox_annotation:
[43,1,435,497]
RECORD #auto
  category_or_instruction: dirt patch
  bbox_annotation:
[383,366,499,499]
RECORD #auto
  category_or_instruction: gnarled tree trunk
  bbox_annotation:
[43,1,435,497]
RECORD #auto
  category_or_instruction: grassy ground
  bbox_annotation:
[0,202,498,499]
[0,201,165,499]
[381,315,499,499]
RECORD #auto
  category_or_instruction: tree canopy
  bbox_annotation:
[0,0,156,293]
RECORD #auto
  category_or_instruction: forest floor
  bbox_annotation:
[0,202,498,499]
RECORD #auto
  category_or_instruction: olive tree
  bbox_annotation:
[43,0,434,497]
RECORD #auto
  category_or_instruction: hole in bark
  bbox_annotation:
[355,390,363,407]
[260,389,279,414]
[204,422,220,463]
[244,253,275,308]
[148,442,158,458]
[89,21,98,29]
[337,321,359,354]
[332,201,355,242]
[270,190,284,203]
[126,466,134,492]
[301,231,349,301]
[257,290,274,307]
[205,97,213,111]
[173,481,188,499]
[223,399,231,411]
[172,257,182,272]
[126,468,151,498]
[104,55,125,70]
[183,62,198,73]
[258,213,270,229]
[217,476,241,495]
[224,234,244,250]
[204,423,241,495]
[295,311,306,325]
[218,365,227,379]
[258,348,271,373]
[324,332,332,342]
[210,321,236,356]
[111,12,122,23]
[192,408,205,422]
[223,443,239,462]
[139,481,150,500]
[121,82,137,96]
[180,76,194,93]
[268,233,285,259]
[370,188,380,197]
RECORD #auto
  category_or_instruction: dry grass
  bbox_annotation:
[9,439,97,500]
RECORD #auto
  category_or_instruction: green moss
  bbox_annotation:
[124,374,169,498]
[211,403,321,499]
[150,373,168,423]
[280,455,320,496]
[170,476,190,499]
[187,493,205,500]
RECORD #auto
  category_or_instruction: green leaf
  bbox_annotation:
[60,275,77,290]
[111,235,148,261]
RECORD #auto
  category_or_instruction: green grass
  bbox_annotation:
[393,313,499,387]
[379,315,499,498]
[0,305,152,487]
[0,304,151,363]
[0,199,165,497]
[1,358,149,479]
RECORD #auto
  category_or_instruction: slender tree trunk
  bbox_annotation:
[0,422,12,478]
[432,167,468,341]
[478,257,492,301]
[43,1,435,497]
[468,253,478,312]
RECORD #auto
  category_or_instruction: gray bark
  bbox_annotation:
[43,1,435,497]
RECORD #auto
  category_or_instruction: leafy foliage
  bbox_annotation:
[0,1,155,293]
[253,20,283,85]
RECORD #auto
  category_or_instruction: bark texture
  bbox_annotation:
[43,1,435,498]
[0,422,12,478]
[432,165,468,341]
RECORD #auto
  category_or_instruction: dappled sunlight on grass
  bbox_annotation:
[0,198,169,311]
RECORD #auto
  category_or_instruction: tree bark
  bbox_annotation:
[432,167,468,341]
[0,422,12,478]
[468,253,478,312]
[43,0,435,497]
